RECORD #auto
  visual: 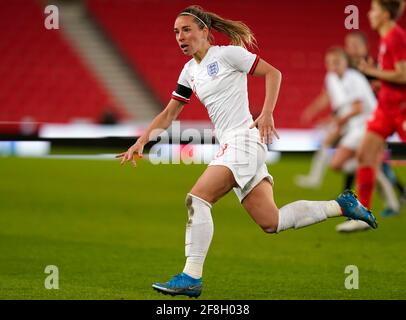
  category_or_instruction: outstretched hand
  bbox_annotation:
[249,112,280,144]
[115,142,144,167]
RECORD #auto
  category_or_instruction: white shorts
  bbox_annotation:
[209,130,273,202]
[339,127,365,150]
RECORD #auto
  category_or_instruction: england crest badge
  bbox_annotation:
[207,61,219,77]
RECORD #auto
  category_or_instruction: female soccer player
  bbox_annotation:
[297,30,406,218]
[356,0,406,214]
[322,47,398,232]
[116,6,377,298]
[296,31,377,190]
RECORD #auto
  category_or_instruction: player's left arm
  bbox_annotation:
[359,60,406,84]
[249,59,282,144]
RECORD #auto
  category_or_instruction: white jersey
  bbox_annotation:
[172,45,260,143]
[325,69,377,132]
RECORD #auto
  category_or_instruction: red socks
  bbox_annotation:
[356,166,376,209]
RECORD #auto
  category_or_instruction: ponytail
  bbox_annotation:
[178,5,257,49]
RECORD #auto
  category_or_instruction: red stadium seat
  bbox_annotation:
[0,0,128,134]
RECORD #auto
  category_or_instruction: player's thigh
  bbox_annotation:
[330,146,355,171]
[241,178,279,232]
[190,165,238,204]
[356,131,385,167]
[395,112,406,142]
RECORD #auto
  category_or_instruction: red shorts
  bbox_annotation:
[367,103,406,142]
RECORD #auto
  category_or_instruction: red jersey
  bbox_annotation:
[377,24,406,109]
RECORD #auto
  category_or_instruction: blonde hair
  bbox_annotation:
[326,46,350,63]
[178,5,257,49]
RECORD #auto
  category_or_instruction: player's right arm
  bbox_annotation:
[116,99,184,166]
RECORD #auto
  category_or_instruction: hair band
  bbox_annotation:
[180,12,209,29]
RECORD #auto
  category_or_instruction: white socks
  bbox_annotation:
[377,170,400,211]
[181,195,344,277]
[183,193,213,279]
[276,200,342,232]
[307,147,330,184]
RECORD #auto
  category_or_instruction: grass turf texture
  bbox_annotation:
[0,153,405,299]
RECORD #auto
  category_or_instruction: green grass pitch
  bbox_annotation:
[0,153,405,299]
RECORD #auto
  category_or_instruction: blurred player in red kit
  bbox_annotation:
[356,0,406,210]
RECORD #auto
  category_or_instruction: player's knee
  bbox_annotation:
[357,149,375,167]
[189,187,218,205]
[357,141,382,167]
[261,223,278,234]
[258,209,279,234]
[356,149,367,165]
[185,193,212,213]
